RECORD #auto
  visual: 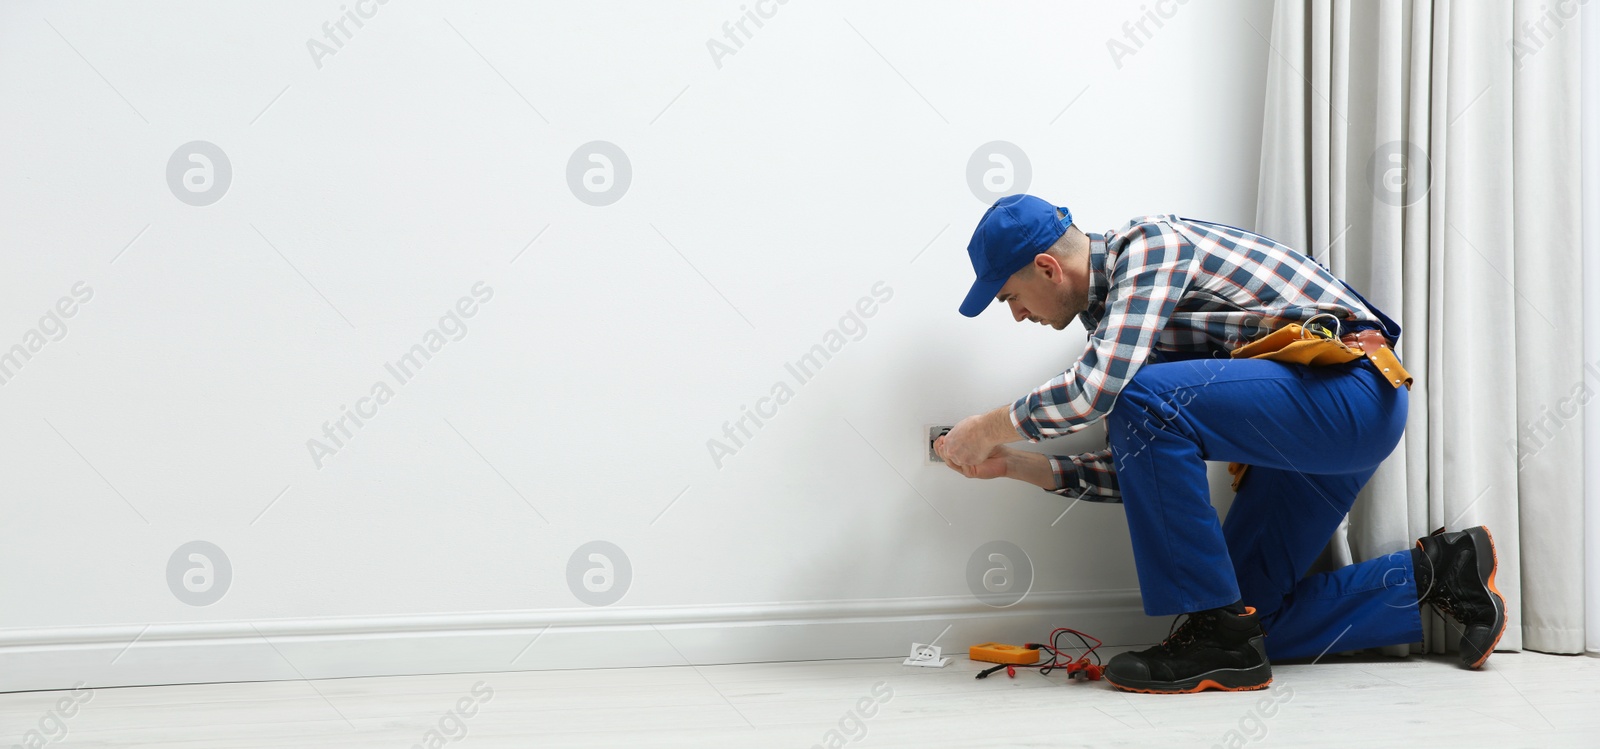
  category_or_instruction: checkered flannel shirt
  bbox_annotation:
[1011,215,1386,503]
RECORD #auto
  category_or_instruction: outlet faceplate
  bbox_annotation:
[927,425,954,463]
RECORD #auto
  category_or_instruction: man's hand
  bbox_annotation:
[936,439,1012,479]
[937,406,1022,466]
[936,438,1061,491]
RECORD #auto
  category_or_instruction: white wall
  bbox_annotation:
[0,0,1273,690]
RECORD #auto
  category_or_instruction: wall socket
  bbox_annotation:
[926,425,954,463]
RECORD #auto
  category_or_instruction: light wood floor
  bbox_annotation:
[3,650,1597,747]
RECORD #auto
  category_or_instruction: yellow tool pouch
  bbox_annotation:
[1229,322,1363,366]
[1225,315,1412,491]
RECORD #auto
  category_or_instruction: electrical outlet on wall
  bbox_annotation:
[927,425,953,463]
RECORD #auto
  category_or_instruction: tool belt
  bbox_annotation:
[1225,315,1413,491]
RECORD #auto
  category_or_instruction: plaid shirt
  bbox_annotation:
[1008,215,1390,503]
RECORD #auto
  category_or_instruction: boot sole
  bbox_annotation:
[1108,674,1274,695]
[1463,526,1507,669]
[1106,637,1274,694]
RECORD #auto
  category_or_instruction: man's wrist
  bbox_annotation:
[989,404,1022,444]
[1003,450,1054,490]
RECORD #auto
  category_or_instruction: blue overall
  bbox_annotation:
[1107,289,1422,661]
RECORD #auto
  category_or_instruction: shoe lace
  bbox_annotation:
[1421,546,1482,624]
[1432,589,1460,619]
[1157,611,1217,652]
[1419,530,1490,625]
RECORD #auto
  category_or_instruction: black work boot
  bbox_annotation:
[1104,604,1273,694]
[1413,525,1507,669]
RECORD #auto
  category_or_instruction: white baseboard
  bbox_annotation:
[0,590,1160,693]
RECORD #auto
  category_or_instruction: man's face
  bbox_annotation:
[994,254,1088,330]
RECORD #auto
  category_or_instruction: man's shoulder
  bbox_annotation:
[1102,215,1195,262]
[1106,214,1180,238]
[1165,215,1303,255]
[1112,215,1313,260]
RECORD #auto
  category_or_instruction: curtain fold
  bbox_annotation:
[1255,0,1584,656]
[1511,0,1585,655]
[1585,0,1600,658]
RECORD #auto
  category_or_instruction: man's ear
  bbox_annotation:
[1033,252,1062,281]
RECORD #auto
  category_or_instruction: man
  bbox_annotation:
[934,194,1507,694]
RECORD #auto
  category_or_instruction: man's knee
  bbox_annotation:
[1106,363,1205,443]
[1105,375,1189,473]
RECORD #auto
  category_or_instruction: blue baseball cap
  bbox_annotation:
[959,194,1074,317]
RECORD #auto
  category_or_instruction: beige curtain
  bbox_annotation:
[1255,0,1584,655]
[1588,0,1600,657]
